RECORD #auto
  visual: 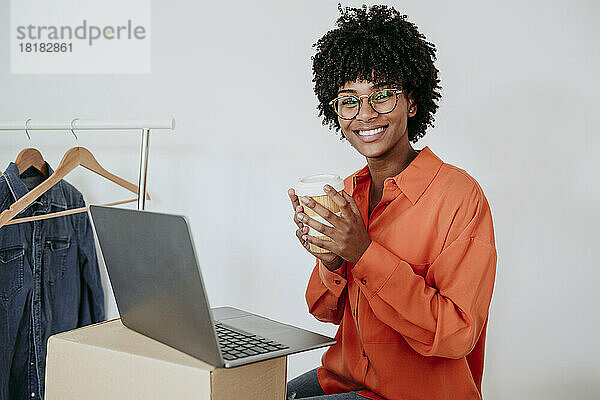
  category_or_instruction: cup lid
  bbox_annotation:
[295,174,345,196]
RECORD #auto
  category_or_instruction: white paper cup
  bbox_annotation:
[295,174,344,253]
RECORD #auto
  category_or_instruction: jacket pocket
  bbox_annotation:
[0,246,25,301]
[43,237,71,284]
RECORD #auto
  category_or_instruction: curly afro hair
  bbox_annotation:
[312,4,441,142]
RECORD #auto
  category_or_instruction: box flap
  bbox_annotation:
[51,318,215,371]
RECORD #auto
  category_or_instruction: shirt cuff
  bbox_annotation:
[318,259,347,297]
[352,240,403,299]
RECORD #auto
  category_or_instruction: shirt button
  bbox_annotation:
[334,280,341,284]
[31,393,35,398]
[361,278,367,285]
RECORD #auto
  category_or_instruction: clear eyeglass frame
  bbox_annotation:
[328,88,404,120]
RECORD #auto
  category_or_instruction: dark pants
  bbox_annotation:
[286,368,364,399]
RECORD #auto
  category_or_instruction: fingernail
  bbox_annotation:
[301,196,310,205]
[296,205,302,212]
[297,213,304,221]
[323,185,331,192]
[302,235,307,241]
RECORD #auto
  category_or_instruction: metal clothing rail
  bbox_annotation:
[0,119,176,210]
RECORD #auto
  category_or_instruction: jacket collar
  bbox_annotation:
[2,162,68,212]
[350,146,444,205]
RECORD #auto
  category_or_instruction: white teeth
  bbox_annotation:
[357,127,384,136]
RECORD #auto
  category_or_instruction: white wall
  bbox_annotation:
[1,1,599,398]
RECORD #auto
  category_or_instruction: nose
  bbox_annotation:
[356,96,378,122]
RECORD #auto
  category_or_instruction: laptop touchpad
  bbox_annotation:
[224,315,292,337]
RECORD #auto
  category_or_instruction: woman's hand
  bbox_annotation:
[288,188,343,270]
[293,185,371,265]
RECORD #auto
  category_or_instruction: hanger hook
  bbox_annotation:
[24,118,32,146]
[70,118,79,145]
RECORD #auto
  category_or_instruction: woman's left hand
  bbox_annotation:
[297,185,371,264]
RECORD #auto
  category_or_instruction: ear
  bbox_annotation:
[406,91,417,117]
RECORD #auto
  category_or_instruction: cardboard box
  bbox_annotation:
[45,318,287,399]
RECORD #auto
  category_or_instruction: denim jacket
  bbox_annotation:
[0,162,105,400]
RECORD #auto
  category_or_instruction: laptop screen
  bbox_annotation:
[88,205,223,366]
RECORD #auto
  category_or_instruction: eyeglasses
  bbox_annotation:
[329,88,403,120]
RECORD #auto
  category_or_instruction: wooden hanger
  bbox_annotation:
[12,119,49,177]
[15,148,49,177]
[0,146,151,229]
[2,198,140,226]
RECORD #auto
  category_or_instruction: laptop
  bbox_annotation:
[88,205,336,368]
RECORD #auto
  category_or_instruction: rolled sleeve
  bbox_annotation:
[352,240,401,299]
[318,260,348,297]
[306,258,348,325]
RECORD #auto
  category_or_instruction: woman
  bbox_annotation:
[287,5,497,400]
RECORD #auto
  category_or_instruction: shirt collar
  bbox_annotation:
[350,146,443,205]
[2,162,68,211]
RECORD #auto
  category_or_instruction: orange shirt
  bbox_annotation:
[306,146,497,400]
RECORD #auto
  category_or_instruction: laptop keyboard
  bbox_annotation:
[214,322,289,361]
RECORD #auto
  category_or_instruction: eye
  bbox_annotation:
[372,90,394,102]
[340,96,359,106]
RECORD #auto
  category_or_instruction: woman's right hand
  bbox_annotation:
[288,188,343,271]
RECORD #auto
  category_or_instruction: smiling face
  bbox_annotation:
[337,79,416,160]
